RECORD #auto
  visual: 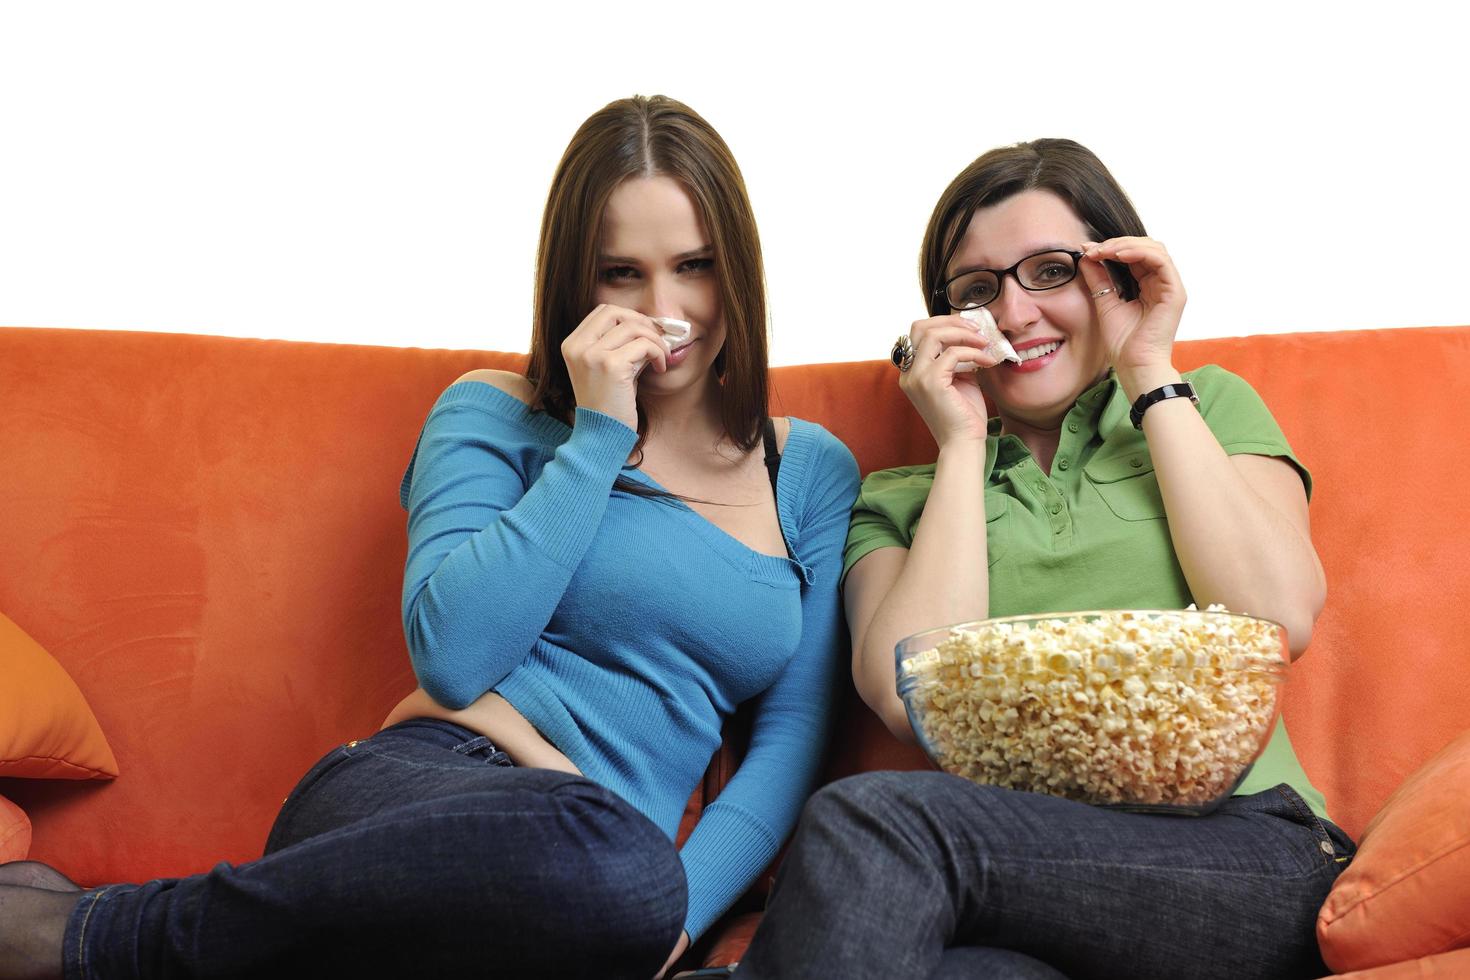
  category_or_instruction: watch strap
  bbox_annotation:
[1130,381,1200,429]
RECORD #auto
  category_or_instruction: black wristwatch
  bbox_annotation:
[1130,381,1200,429]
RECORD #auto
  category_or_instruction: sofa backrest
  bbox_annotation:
[1,325,1466,887]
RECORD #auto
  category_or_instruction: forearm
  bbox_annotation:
[1128,368,1325,653]
[854,441,991,736]
[404,407,637,706]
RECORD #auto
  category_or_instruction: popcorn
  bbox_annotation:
[898,608,1285,810]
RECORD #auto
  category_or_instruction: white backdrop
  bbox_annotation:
[2,1,1465,365]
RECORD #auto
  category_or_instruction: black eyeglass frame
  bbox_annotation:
[934,248,1086,312]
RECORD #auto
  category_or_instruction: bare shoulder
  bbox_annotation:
[454,369,534,405]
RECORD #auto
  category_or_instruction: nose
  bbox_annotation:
[989,273,1041,334]
[646,273,678,320]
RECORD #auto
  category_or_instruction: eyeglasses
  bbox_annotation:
[935,249,1085,311]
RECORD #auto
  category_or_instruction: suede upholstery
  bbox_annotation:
[1,324,1467,975]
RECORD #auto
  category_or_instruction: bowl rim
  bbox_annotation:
[896,608,1287,655]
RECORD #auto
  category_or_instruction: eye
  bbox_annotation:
[1033,262,1071,282]
[598,265,639,283]
[962,280,997,303]
[677,257,714,274]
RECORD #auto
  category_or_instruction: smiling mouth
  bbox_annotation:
[1010,339,1063,364]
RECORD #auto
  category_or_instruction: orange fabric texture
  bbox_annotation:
[1318,730,1470,972]
[0,611,118,780]
[1328,948,1470,979]
[1,325,1468,979]
[0,794,32,861]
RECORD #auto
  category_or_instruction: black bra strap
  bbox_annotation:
[763,418,794,560]
[762,417,781,495]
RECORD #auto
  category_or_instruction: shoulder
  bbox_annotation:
[857,463,938,500]
[419,370,568,448]
[1180,364,1278,416]
[781,417,859,486]
[454,369,535,405]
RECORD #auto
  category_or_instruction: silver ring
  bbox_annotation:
[890,335,915,372]
[1091,286,1115,299]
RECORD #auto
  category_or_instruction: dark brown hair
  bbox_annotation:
[920,139,1148,315]
[526,95,768,455]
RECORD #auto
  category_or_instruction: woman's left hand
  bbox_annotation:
[655,931,691,978]
[1077,237,1186,386]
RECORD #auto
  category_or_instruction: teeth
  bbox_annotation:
[1016,341,1060,363]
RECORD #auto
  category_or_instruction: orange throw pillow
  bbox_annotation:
[0,794,31,861]
[0,612,118,779]
[1318,730,1470,972]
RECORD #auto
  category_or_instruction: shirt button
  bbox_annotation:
[1035,482,1046,492]
[1057,458,1070,471]
[1319,840,1334,855]
[1053,525,1064,535]
[1130,457,1144,469]
[1049,502,1061,515]
[1067,422,1079,433]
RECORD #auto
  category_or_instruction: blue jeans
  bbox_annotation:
[61,719,686,979]
[733,772,1355,980]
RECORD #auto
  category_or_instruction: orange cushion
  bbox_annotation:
[0,612,118,779]
[0,794,31,861]
[1330,947,1470,979]
[1318,730,1470,972]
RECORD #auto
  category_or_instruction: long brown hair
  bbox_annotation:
[527,95,768,455]
[920,139,1148,315]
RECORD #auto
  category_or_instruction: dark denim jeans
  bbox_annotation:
[734,771,1355,980]
[62,719,686,979]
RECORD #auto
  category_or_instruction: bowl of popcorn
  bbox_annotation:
[895,607,1287,815]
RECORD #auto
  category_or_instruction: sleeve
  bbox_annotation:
[674,428,860,940]
[400,383,639,708]
[1189,365,1313,499]
[841,465,936,584]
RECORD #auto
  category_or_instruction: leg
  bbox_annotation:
[60,720,686,979]
[736,772,1351,980]
[931,948,1068,980]
[0,886,76,980]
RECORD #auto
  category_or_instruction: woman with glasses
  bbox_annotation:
[732,139,1352,980]
[0,96,858,980]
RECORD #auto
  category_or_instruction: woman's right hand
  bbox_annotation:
[560,303,670,431]
[898,315,1000,447]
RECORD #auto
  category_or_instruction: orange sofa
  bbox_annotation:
[2,324,1468,976]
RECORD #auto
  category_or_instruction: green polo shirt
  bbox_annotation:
[845,365,1329,821]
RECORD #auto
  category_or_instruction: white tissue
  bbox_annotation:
[636,317,693,377]
[650,316,691,343]
[958,307,1021,367]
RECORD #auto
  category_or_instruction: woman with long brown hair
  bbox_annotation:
[0,95,858,980]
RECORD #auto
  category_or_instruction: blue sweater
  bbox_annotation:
[399,380,859,939]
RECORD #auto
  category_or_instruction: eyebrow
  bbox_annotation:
[947,242,1076,279]
[598,244,713,265]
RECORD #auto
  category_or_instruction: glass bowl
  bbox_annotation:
[895,609,1287,815]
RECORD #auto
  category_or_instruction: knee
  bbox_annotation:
[801,771,939,830]
[550,780,687,960]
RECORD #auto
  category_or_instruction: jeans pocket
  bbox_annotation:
[1269,783,1356,871]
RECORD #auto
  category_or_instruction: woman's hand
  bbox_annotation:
[655,931,691,978]
[1077,237,1186,395]
[898,315,1002,448]
[560,303,671,430]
